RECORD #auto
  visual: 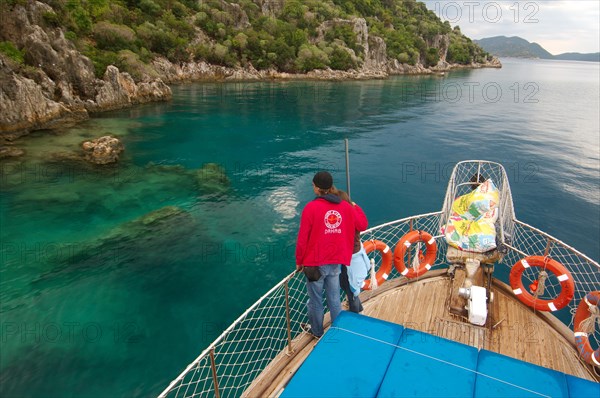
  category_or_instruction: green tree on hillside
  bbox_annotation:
[4,0,489,77]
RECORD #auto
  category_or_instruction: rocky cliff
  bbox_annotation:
[0,1,499,141]
[150,16,498,83]
[0,1,172,139]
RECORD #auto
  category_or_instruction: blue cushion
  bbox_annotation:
[565,373,600,398]
[281,314,597,398]
[475,349,570,397]
[377,328,479,397]
[280,312,404,398]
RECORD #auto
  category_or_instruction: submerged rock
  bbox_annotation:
[25,185,82,204]
[101,205,196,242]
[101,206,198,246]
[81,135,124,165]
[0,146,25,159]
[136,206,187,225]
[144,162,188,174]
[36,205,202,280]
[196,163,230,194]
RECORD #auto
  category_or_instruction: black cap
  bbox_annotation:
[313,171,333,190]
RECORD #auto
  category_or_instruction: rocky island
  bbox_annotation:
[0,0,500,145]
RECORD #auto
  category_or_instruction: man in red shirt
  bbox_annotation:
[296,171,368,337]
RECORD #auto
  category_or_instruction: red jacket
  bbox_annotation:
[296,194,368,267]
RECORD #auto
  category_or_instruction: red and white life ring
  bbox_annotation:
[574,291,600,367]
[362,240,393,290]
[509,256,574,312]
[393,230,437,279]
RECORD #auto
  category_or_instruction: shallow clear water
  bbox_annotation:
[0,58,598,397]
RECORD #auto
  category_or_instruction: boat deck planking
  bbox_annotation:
[243,272,598,397]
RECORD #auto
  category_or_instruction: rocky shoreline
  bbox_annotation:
[150,56,500,83]
[0,1,501,160]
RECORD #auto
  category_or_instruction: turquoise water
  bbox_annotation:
[0,58,598,397]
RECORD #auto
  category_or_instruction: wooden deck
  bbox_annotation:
[243,270,598,397]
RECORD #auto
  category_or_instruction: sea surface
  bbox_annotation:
[0,58,598,397]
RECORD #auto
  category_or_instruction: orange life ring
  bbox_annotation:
[509,256,575,312]
[393,230,437,279]
[362,240,393,290]
[574,291,600,367]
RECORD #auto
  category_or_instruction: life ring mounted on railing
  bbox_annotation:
[393,230,437,279]
[362,240,393,290]
[509,256,575,312]
[574,291,600,367]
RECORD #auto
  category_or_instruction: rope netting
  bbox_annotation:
[159,162,599,398]
[440,160,516,245]
[506,220,600,328]
[158,271,309,398]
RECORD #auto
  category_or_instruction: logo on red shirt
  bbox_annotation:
[324,210,342,229]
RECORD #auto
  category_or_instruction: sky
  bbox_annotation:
[423,0,600,54]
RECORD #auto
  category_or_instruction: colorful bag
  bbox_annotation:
[444,179,499,253]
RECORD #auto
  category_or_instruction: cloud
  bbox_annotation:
[423,0,600,54]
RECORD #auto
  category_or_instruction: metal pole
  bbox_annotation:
[284,278,293,355]
[344,139,351,197]
[408,220,414,266]
[209,349,221,398]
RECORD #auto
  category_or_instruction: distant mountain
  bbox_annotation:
[475,36,552,59]
[553,52,600,62]
[475,36,599,62]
